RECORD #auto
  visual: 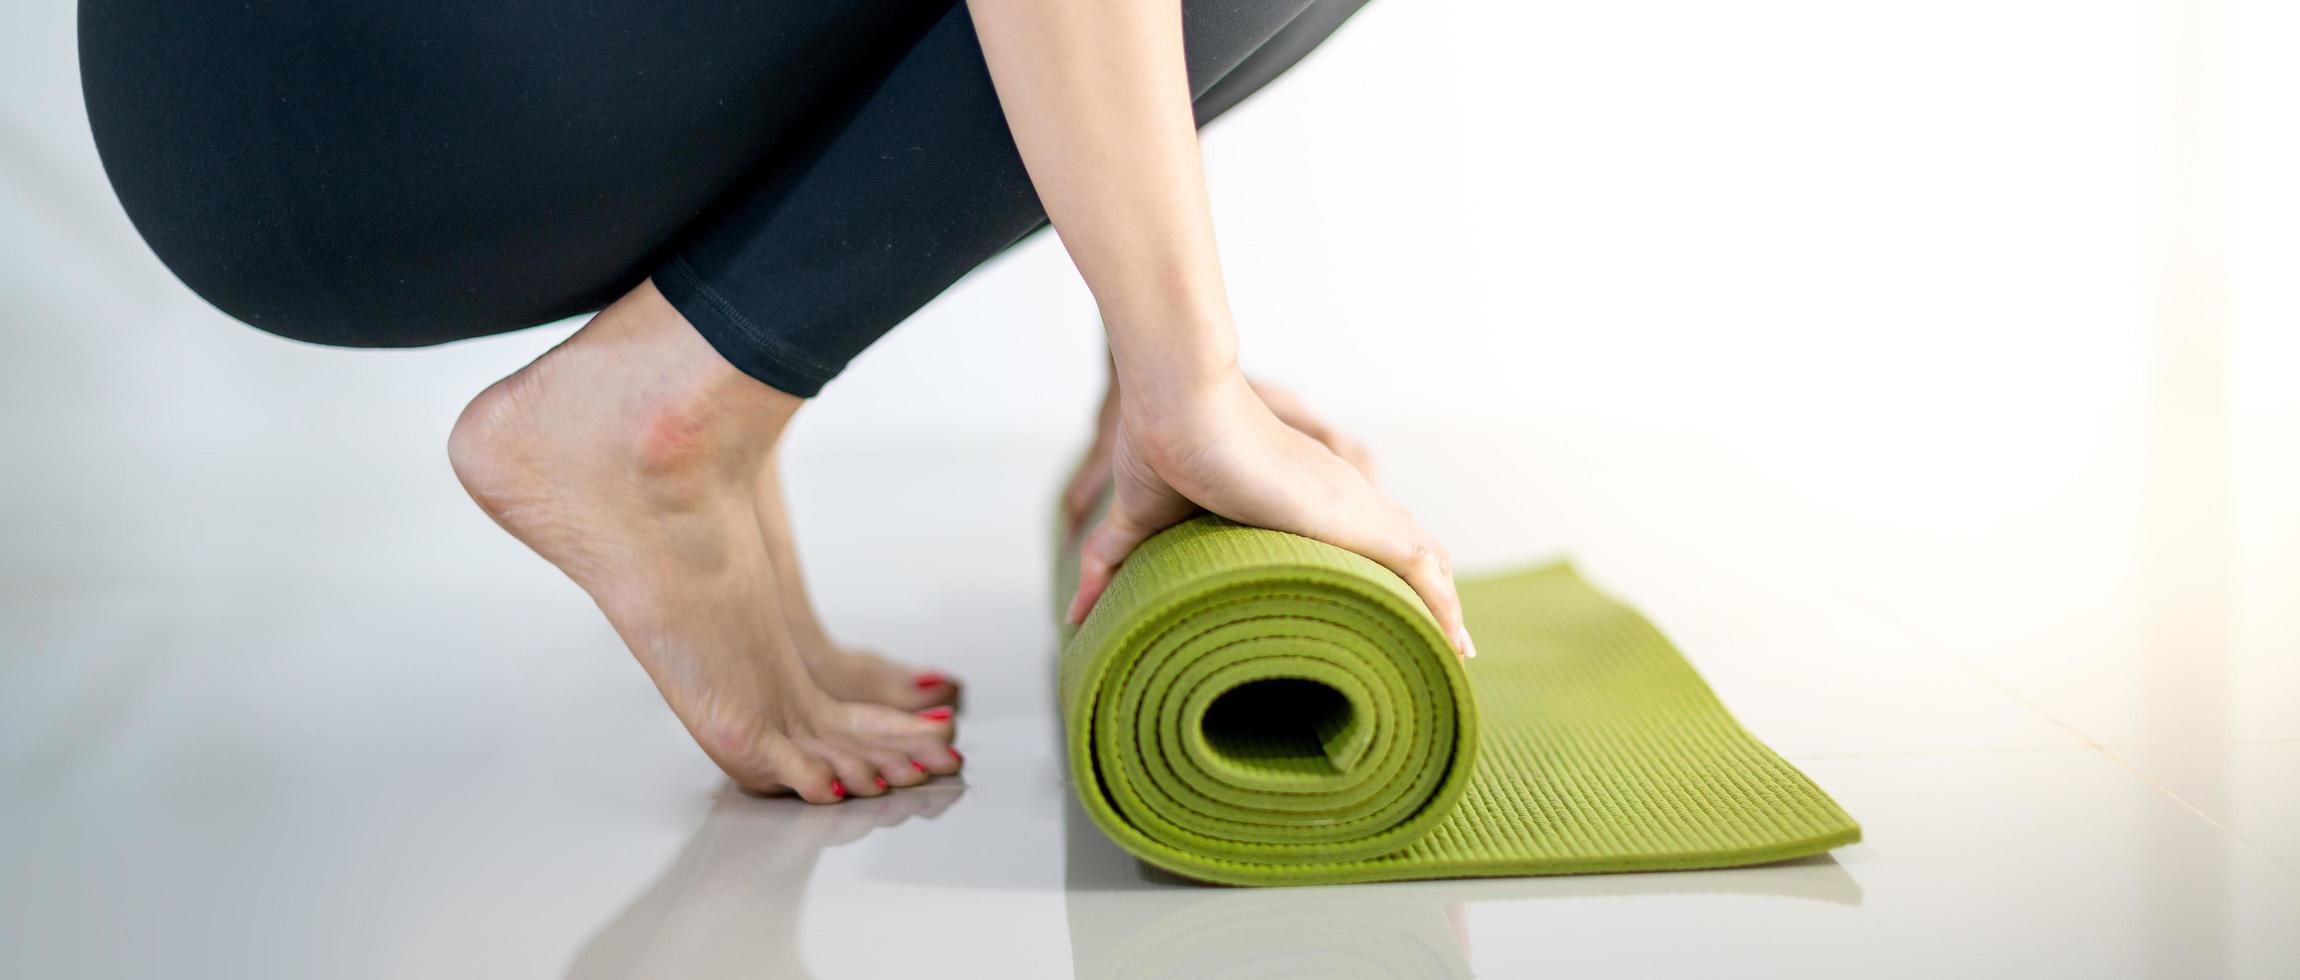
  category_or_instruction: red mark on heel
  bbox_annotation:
[918,707,953,722]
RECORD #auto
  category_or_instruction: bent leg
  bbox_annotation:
[656,0,1373,397]
[1195,0,1375,123]
[77,0,946,346]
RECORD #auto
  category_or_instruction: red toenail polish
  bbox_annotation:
[912,761,928,773]
[949,747,964,764]
[830,780,846,799]
[873,776,888,790]
[919,707,953,722]
[914,672,946,689]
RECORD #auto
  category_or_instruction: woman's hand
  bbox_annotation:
[1062,374,1374,535]
[1065,370,1475,661]
[962,0,1463,655]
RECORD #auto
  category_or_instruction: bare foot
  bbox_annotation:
[447,280,962,802]
[753,454,962,711]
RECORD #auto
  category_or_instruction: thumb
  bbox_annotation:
[1066,507,1160,625]
[1061,456,1112,536]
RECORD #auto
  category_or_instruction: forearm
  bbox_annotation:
[965,0,1238,402]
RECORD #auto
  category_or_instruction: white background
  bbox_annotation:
[5,2,2300,977]
[2,0,2294,589]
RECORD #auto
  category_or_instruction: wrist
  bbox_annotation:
[1104,311,1240,411]
[1115,357,1254,445]
[1114,347,1239,411]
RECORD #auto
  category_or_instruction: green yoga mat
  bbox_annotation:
[1055,514,1859,886]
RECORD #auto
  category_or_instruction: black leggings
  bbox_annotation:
[78,0,1367,397]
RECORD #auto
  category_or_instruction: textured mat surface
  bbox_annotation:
[1056,515,1860,886]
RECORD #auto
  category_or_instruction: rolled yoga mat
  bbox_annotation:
[1055,513,1860,886]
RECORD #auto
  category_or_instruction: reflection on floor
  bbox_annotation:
[1060,792,1860,980]
[568,785,968,978]
[551,748,1870,980]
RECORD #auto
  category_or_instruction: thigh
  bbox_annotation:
[1194,0,1373,123]
[78,0,947,347]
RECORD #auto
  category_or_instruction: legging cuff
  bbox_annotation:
[654,252,839,399]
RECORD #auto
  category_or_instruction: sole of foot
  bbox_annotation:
[447,279,962,802]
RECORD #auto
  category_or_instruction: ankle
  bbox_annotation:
[589,281,802,476]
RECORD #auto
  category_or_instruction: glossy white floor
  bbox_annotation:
[6,0,2299,977]
[6,414,2300,979]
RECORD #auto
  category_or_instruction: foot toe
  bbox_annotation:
[737,738,844,803]
[804,739,887,798]
[906,667,962,709]
[907,742,963,777]
[841,700,955,740]
[813,647,960,710]
[868,748,930,787]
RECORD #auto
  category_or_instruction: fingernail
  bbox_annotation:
[948,747,964,765]
[919,706,953,722]
[830,780,847,799]
[914,672,947,689]
[873,776,889,790]
[912,760,929,773]
[1454,628,1478,660]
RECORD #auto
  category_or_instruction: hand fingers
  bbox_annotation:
[1249,380,1377,482]
[1247,378,1306,417]
[1322,431,1377,482]
[1066,506,1160,625]
[1286,418,1373,480]
[1061,453,1113,534]
[1364,515,1474,660]
[1273,444,1472,661]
